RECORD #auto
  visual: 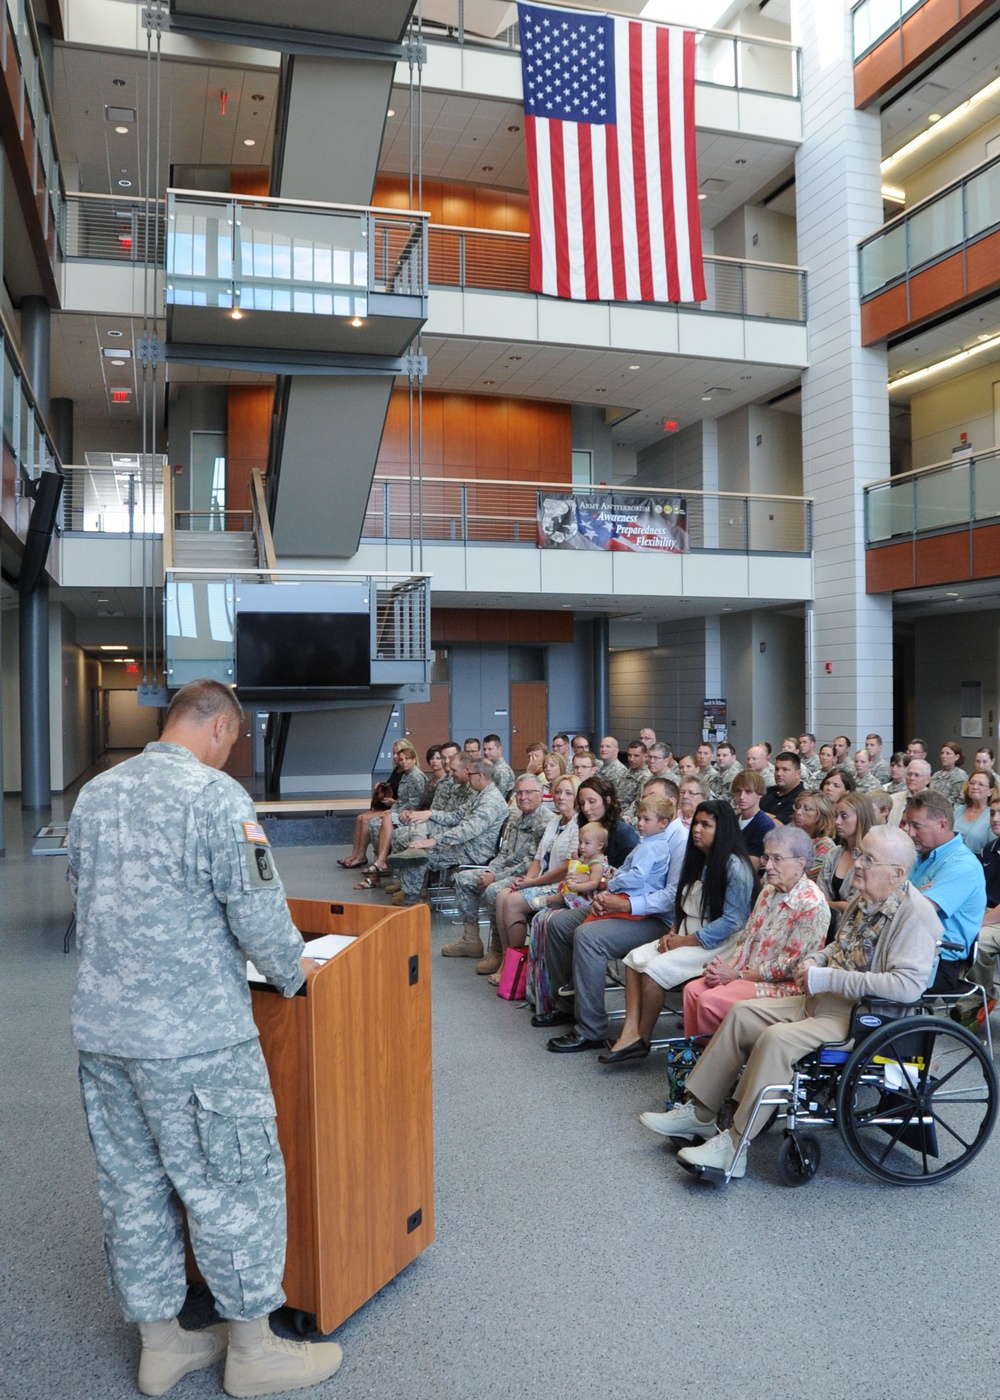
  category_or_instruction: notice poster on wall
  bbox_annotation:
[536,492,689,553]
[703,698,727,744]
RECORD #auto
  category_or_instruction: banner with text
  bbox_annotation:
[536,493,689,553]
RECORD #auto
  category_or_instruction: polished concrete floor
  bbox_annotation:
[2,781,998,1400]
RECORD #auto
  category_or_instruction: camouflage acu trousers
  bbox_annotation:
[452,868,511,926]
[78,1037,287,1323]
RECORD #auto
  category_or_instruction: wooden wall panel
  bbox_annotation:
[227,384,273,517]
[375,175,529,233]
[965,229,1000,296]
[230,167,270,196]
[908,251,965,324]
[972,522,1000,577]
[914,530,970,585]
[866,541,914,592]
[476,397,509,479]
[431,608,574,643]
[855,0,993,108]
[860,282,908,345]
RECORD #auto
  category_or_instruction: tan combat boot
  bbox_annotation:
[441,922,484,958]
[224,1317,343,1398]
[476,929,504,975]
[137,1317,227,1396]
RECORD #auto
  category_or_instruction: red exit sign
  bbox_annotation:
[111,389,130,403]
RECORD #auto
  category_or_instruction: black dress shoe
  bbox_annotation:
[530,1009,574,1029]
[597,1039,650,1065]
[546,1031,605,1053]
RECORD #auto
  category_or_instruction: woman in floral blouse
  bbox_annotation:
[681,825,830,1039]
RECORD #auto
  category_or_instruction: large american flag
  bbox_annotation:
[517,2,705,304]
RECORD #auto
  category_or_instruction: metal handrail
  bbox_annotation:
[251,468,278,573]
[863,445,1000,544]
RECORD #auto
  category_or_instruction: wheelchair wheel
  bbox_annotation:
[777,1132,821,1187]
[836,1015,998,1185]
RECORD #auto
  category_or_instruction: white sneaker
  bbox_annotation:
[639,1102,717,1141]
[677,1129,747,1180]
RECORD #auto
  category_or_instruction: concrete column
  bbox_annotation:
[21,296,50,417]
[51,397,73,464]
[792,0,893,742]
[593,615,610,741]
[19,581,51,810]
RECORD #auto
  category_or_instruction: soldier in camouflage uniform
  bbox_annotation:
[710,741,743,804]
[798,733,822,789]
[852,747,883,794]
[931,742,969,807]
[483,733,516,799]
[445,773,550,965]
[68,679,342,1398]
[647,742,681,786]
[864,733,891,785]
[390,744,470,854]
[618,741,652,824]
[598,735,628,790]
[389,758,509,906]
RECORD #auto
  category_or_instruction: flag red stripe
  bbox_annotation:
[524,116,544,294]
[656,24,680,302]
[549,122,571,300]
[628,22,653,301]
[605,128,627,300]
[683,30,706,301]
[577,122,600,300]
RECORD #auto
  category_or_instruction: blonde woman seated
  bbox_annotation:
[602,801,754,1059]
[791,790,836,880]
[817,790,875,918]
[540,749,568,807]
[681,826,830,1039]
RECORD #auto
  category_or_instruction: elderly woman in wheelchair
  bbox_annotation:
[639,824,998,1186]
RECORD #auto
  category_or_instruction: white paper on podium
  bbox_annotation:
[246,933,356,984]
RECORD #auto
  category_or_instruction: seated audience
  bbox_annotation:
[337,739,409,869]
[797,733,821,788]
[572,734,592,756]
[973,747,1000,789]
[888,759,931,825]
[931,742,968,807]
[551,733,572,759]
[681,825,830,1039]
[791,790,836,879]
[528,821,608,913]
[483,734,516,799]
[744,744,774,789]
[851,748,881,794]
[446,773,550,969]
[954,771,995,855]
[639,825,937,1182]
[597,802,755,1060]
[388,755,507,906]
[541,749,568,805]
[463,737,482,757]
[493,774,581,966]
[869,790,893,825]
[710,741,742,801]
[957,796,1000,1029]
[537,794,688,1053]
[817,791,874,918]
[677,754,699,779]
[817,743,835,776]
[865,732,891,784]
[355,740,427,885]
[572,750,600,781]
[819,766,856,804]
[903,789,987,993]
[598,736,627,788]
[883,751,907,793]
[731,770,775,873]
[524,741,547,776]
[618,741,652,821]
[760,752,805,825]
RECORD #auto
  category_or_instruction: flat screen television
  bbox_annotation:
[235,610,371,694]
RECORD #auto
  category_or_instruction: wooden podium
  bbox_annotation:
[250,897,434,1334]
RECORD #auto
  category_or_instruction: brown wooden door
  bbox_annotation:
[403,682,452,762]
[509,681,547,766]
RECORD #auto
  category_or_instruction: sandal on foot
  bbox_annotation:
[337,856,366,868]
[353,875,380,890]
[487,971,502,987]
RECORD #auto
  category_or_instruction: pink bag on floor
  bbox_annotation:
[497,946,529,1000]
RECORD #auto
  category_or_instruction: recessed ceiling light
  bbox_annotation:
[482,165,493,172]
[697,193,707,200]
[107,330,124,337]
[701,395,712,401]
[111,358,125,366]
[508,124,520,132]
[112,78,127,86]
[387,108,396,117]
[628,363,640,370]
[946,591,960,597]
[251,92,265,101]
[243,138,256,147]
[928,112,942,122]
[99,644,128,651]
[118,179,132,187]
[115,125,129,134]
[230,308,244,320]
[508,354,521,361]
[483,379,495,385]
[350,316,363,328]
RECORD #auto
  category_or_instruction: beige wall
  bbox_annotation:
[909,362,1000,468]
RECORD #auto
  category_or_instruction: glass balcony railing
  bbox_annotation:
[165,190,427,317]
[859,154,1000,299]
[851,0,927,59]
[60,461,166,534]
[864,448,1000,543]
[163,568,430,690]
[362,477,813,554]
[423,4,801,99]
[428,226,808,318]
[0,316,63,541]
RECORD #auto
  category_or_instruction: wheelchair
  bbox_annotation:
[721,996,999,1188]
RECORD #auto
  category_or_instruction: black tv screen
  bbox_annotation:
[236,611,371,692]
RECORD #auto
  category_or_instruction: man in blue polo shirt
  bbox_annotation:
[956,796,1000,1029]
[902,789,987,993]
